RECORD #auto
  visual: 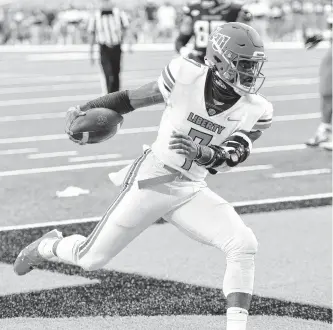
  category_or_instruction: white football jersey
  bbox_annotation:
[151,56,273,182]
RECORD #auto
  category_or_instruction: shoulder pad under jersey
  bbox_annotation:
[176,57,207,85]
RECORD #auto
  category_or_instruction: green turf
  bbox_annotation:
[0,316,331,330]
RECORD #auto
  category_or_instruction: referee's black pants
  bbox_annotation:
[99,43,122,93]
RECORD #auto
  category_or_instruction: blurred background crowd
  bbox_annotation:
[0,0,332,45]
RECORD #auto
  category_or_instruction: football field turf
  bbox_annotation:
[0,45,331,329]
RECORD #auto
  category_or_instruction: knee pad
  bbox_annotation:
[227,227,258,261]
[223,228,258,297]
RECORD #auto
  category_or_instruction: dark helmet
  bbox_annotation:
[205,22,267,94]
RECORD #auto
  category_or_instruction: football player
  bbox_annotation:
[175,0,252,63]
[14,23,273,330]
[304,14,332,151]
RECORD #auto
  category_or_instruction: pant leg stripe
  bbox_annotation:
[78,149,150,259]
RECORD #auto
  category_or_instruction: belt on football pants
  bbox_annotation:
[137,164,192,190]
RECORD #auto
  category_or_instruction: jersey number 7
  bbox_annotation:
[182,128,213,171]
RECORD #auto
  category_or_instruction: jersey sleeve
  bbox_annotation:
[157,56,182,101]
[252,102,273,131]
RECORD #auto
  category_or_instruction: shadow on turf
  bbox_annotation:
[0,224,331,322]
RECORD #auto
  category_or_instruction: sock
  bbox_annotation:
[226,307,248,330]
[38,238,61,259]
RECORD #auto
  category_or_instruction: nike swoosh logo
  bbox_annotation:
[227,117,241,122]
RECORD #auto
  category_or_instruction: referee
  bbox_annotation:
[88,0,129,94]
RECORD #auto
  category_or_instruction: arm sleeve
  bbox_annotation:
[157,56,182,101]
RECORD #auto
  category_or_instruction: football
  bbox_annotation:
[70,108,124,144]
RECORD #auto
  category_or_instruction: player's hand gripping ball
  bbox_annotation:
[65,106,124,145]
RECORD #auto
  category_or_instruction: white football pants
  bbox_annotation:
[56,149,258,297]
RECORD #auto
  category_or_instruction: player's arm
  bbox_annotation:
[204,105,273,173]
[175,7,194,56]
[73,57,180,116]
[236,5,253,23]
[170,105,273,173]
[78,81,164,115]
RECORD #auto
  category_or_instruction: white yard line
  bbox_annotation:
[0,192,331,232]
[69,154,122,162]
[0,126,159,144]
[272,168,331,178]
[0,112,66,122]
[219,164,273,173]
[0,77,319,95]
[264,77,318,87]
[0,147,38,155]
[268,93,319,102]
[0,82,99,94]
[0,74,98,86]
[28,151,78,159]
[252,144,307,153]
[0,94,99,107]
[0,111,321,122]
[273,113,320,122]
[0,92,319,108]
[0,159,134,177]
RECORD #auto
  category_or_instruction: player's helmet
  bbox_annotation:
[205,22,267,94]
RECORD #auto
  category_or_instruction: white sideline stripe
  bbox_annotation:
[0,92,320,108]
[231,192,333,207]
[0,192,331,232]
[0,111,321,123]
[219,164,273,173]
[0,148,38,155]
[272,168,331,178]
[252,144,307,153]
[69,154,122,162]
[28,151,78,159]
[0,159,134,177]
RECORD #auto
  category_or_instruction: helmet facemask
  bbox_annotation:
[212,49,266,94]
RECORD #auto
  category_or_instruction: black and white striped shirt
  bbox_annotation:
[88,8,129,47]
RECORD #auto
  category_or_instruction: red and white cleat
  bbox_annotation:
[14,229,63,276]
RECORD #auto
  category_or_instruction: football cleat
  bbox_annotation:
[14,229,63,276]
[306,129,332,149]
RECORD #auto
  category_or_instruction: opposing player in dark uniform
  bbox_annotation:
[175,0,252,63]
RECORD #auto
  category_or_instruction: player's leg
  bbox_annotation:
[110,44,121,92]
[99,44,113,94]
[307,47,332,149]
[165,188,258,330]
[14,150,182,275]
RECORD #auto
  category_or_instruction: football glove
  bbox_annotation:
[65,105,87,144]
